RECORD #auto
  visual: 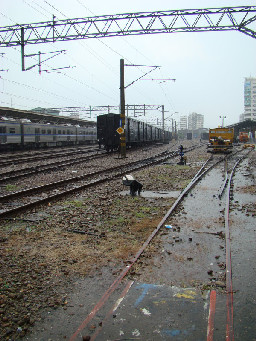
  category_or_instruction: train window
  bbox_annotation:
[41,129,46,134]
[58,130,61,134]
[0,127,6,133]
[63,130,66,134]
[67,130,70,135]
[47,129,51,134]
[9,128,16,134]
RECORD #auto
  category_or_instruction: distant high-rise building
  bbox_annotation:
[188,112,204,130]
[244,77,256,121]
[179,115,187,130]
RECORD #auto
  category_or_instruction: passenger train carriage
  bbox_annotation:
[0,120,97,150]
[1,113,172,151]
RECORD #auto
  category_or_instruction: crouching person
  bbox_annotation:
[123,174,143,196]
[130,180,143,196]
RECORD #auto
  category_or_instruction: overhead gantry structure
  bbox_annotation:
[0,6,255,47]
[0,5,255,157]
[0,6,255,70]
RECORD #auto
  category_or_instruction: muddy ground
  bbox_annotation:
[0,144,255,340]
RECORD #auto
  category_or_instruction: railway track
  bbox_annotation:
[0,149,171,217]
[67,146,254,341]
[2,143,255,341]
[0,149,107,183]
[0,145,98,167]
[0,144,202,218]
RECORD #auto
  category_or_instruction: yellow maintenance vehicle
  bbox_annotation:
[207,127,234,153]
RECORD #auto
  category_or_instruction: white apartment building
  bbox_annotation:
[244,77,256,121]
[179,115,188,130]
[188,112,204,130]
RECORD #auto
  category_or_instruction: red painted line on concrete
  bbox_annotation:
[207,290,216,341]
[90,280,134,341]
[69,267,133,341]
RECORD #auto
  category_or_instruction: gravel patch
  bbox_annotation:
[0,142,209,340]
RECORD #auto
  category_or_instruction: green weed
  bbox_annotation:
[5,184,19,192]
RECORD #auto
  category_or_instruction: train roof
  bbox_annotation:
[97,112,169,132]
[0,107,96,127]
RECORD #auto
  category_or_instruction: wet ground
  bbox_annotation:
[229,160,256,340]
[21,150,256,340]
[1,145,255,340]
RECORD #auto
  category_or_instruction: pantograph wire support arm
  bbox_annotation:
[0,6,255,47]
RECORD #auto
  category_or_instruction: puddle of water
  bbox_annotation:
[120,190,180,198]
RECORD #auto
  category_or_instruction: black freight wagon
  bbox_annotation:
[97,113,171,151]
[187,132,192,140]
[97,113,120,151]
[201,132,209,140]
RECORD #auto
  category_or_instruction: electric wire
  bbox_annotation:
[1,2,118,105]
[1,0,177,114]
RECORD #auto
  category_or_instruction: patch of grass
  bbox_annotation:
[1,222,26,231]
[135,211,147,219]
[176,165,190,170]
[105,216,126,228]
[5,184,19,192]
[62,199,87,208]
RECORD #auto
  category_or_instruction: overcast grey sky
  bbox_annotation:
[0,0,256,128]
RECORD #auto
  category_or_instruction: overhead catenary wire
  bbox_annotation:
[0,0,177,114]
[0,2,119,106]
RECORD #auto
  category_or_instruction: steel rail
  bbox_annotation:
[0,146,97,167]
[69,154,222,340]
[0,144,201,218]
[224,149,252,341]
[0,149,179,218]
[0,143,199,201]
[218,149,251,199]
[69,149,253,340]
[0,150,106,183]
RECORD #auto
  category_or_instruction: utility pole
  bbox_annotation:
[120,59,126,158]
[162,105,165,143]
[21,27,25,71]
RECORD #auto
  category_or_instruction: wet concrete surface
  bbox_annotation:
[24,154,256,340]
[136,162,227,288]
[229,161,256,340]
[121,190,181,198]
[25,278,215,341]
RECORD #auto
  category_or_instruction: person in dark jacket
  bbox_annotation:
[130,180,143,196]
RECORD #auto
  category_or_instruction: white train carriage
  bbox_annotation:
[77,126,97,144]
[23,123,76,146]
[54,125,77,145]
[0,120,22,145]
[0,119,97,149]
